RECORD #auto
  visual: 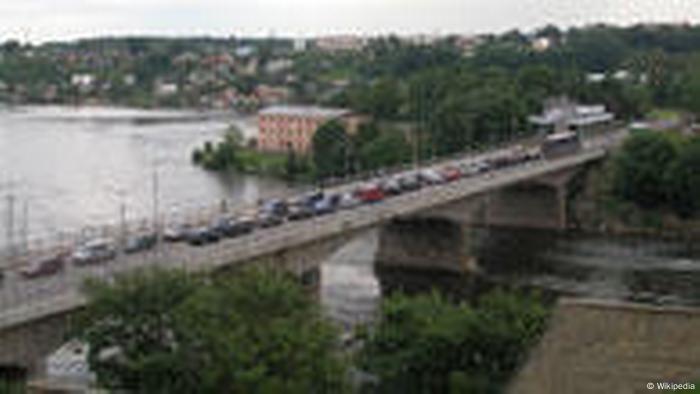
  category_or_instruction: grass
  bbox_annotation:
[648,108,682,121]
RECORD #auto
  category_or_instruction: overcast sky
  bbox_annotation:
[1,0,699,43]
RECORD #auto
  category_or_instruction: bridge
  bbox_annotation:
[0,132,622,375]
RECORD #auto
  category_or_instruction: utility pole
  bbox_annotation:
[5,193,15,260]
[21,199,28,255]
[152,167,161,250]
[120,200,127,248]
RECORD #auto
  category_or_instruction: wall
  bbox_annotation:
[510,299,700,394]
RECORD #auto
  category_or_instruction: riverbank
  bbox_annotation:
[570,160,700,239]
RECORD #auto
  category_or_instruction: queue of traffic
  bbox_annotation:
[0,134,576,284]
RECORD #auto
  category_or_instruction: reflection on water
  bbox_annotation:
[321,230,381,331]
[320,227,700,326]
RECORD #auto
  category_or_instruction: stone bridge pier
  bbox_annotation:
[375,166,583,273]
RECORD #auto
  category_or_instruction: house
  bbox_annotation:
[154,81,179,97]
[254,85,291,106]
[257,105,363,153]
[314,35,367,52]
[70,73,95,89]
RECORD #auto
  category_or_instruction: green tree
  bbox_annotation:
[666,137,700,217]
[357,127,412,171]
[359,290,549,394]
[312,120,350,179]
[613,132,678,209]
[76,268,348,393]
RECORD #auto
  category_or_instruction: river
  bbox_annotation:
[321,228,700,330]
[0,105,291,249]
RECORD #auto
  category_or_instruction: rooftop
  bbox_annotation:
[259,105,351,119]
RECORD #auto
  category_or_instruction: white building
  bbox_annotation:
[70,73,95,88]
[529,97,615,134]
[154,81,179,97]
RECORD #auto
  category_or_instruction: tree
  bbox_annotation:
[76,268,348,393]
[358,290,548,394]
[613,132,678,209]
[312,120,350,179]
[357,127,412,171]
[666,137,700,217]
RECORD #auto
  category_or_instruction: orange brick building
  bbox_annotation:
[257,106,361,153]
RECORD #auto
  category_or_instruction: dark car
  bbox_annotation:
[212,217,255,238]
[312,197,336,216]
[21,253,67,279]
[210,217,237,237]
[301,190,325,207]
[185,227,221,246]
[124,233,157,254]
[257,213,284,228]
[397,173,422,192]
[260,199,289,217]
[72,239,117,266]
[288,204,315,221]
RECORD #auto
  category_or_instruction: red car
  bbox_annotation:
[21,253,67,279]
[355,184,386,203]
[440,166,462,182]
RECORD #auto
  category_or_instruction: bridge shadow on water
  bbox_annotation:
[320,227,700,328]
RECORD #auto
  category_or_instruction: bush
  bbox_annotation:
[358,290,549,394]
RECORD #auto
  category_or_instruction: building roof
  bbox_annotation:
[259,105,351,119]
[529,103,614,127]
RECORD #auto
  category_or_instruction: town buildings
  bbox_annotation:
[257,105,362,153]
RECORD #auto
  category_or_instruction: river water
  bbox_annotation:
[321,228,700,329]
[0,105,290,248]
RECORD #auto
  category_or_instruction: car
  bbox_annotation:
[72,239,117,266]
[338,192,362,210]
[312,197,336,216]
[355,183,385,203]
[458,162,481,177]
[301,190,325,207]
[185,227,220,246]
[212,217,255,238]
[163,224,192,242]
[257,212,284,228]
[379,178,402,196]
[440,166,462,182]
[260,199,289,217]
[418,169,444,185]
[288,204,315,221]
[124,233,157,254]
[396,173,422,192]
[21,253,67,279]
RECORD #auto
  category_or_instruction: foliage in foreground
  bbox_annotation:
[358,290,549,394]
[75,267,348,394]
